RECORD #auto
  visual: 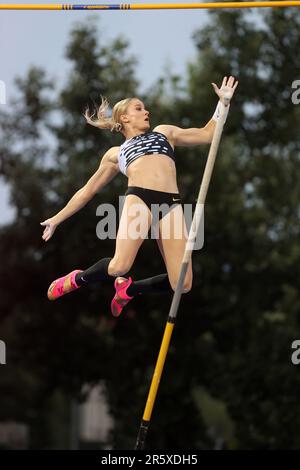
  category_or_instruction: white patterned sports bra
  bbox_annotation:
[118,131,175,176]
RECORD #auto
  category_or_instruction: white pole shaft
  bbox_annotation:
[169,101,230,319]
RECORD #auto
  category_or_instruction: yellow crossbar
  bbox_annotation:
[1,2,300,11]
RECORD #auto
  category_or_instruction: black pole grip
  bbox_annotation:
[134,419,149,450]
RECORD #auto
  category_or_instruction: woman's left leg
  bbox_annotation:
[156,204,193,293]
[112,203,192,316]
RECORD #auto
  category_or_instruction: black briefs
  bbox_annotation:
[125,186,182,221]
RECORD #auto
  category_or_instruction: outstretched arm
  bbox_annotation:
[155,76,238,147]
[41,146,120,242]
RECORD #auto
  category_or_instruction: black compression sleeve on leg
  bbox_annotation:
[127,273,172,296]
[75,257,114,286]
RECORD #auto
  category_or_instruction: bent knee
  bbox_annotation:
[108,258,133,276]
[182,279,193,293]
[169,276,193,293]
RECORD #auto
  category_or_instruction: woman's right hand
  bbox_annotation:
[40,218,58,242]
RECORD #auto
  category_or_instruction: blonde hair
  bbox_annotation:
[84,96,134,132]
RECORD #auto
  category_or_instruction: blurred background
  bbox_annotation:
[1,1,300,450]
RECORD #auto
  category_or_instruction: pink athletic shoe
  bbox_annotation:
[47,269,83,300]
[111,277,134,317]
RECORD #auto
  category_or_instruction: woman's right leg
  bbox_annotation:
[108,194,152,276]
[76,193,152,284]
[47,195,152,300]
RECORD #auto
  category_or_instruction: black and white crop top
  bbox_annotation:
[118,131,175,176]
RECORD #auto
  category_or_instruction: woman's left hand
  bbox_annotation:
[211,76,238,106]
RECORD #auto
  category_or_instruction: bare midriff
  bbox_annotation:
[127,154,179,193]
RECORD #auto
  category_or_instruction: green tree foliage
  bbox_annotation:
[1,9,300,450]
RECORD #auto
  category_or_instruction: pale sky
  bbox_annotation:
[0,2,210,224]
